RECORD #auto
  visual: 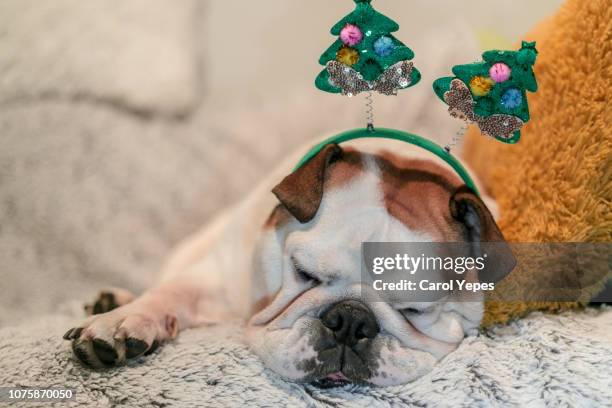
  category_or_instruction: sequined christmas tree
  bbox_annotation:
[315,0,421,96]
[433,41,538,143]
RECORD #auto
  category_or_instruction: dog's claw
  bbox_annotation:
[62,328,73,340]
[72,340,93,367]
[63,327,83,340]
[92,339,119,365]
[144,340,160,356]
[125,337,149,359]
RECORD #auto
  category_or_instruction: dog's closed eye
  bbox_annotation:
[401,307,427,316]
[292,258,322,286]
[296,267,322,286]
[399,305,436,318]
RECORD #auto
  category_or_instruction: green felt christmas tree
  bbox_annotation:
[315,0,421,94]
[433,41,538,143]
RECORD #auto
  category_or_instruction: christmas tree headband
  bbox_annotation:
[297,0,539,194]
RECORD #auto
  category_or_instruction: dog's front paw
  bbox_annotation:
[63,309,178,368]
[84,288,135,316]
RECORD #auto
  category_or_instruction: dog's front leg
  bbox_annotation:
[63,279,209,367]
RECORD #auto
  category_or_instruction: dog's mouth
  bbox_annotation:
[311,371,352,388]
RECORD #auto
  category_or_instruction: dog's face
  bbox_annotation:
[246,145,509,386]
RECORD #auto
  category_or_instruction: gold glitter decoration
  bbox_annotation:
[444,79,523,140]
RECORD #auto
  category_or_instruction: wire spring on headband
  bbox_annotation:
[365,91,375,131]
[442,59,487,153]
[444,123,469,153]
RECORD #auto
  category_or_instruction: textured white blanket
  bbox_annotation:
[1,307,610,407]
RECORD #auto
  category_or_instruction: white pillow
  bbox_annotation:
[0,0,202,116]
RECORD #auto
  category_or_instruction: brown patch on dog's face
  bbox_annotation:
[325,147,365,189]
[376,151,464,241]
[266,147,365,229]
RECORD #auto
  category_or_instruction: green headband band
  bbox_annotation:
[294,127,480,196]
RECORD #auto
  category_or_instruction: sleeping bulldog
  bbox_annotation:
[63,140,510,386]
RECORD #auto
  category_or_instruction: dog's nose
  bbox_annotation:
[321,300,379,346]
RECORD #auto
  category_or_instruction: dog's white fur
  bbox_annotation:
[67,139,496,386]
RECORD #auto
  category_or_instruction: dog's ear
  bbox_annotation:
[272,144,342,224]
[449,186,516,283]
[450,186,504,243]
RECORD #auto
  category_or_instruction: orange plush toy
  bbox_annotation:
[461,0,611,326]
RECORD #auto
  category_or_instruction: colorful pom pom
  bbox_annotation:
[501,88,523,109]
[469,76,495,97]
[489,63,512,83]
[336,46,360,66]
[373,36,395,57]
[340,24,363,46]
